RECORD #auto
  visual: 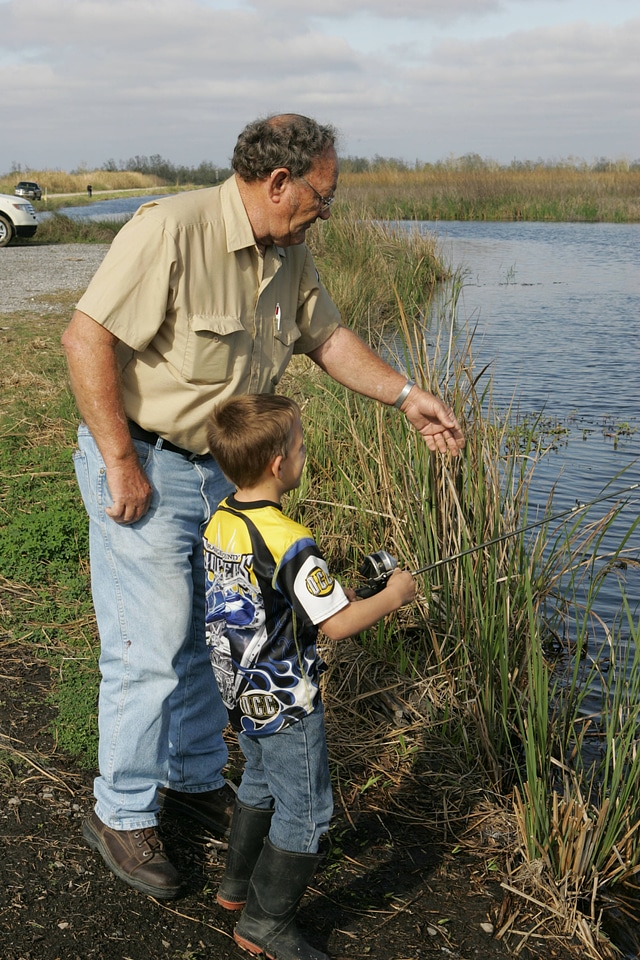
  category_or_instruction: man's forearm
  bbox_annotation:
[62,310,154,523]
[307,325,408,405]
[61,310,135,468]
[308,324,465,455]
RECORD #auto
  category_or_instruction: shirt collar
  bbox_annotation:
[220,176,257,253]
[220,176,286,260]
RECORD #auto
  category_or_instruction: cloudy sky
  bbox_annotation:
[1,0,638,173]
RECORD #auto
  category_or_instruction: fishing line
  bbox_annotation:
[356,481,639,595]
[411,481,640,577]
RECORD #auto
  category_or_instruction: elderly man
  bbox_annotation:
[62,114,464,900]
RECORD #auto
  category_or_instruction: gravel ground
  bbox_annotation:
[0,244,109,313]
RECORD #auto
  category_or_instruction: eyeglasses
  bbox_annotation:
[299,176,335,210]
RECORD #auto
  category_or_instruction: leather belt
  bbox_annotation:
[128,420,209,461]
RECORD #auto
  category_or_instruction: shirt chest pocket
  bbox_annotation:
[271,320,302,385]
[181,314,250,384]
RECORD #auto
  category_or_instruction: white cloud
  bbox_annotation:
[340,19,640,161]
[247,0,504,22]
[0,0,638,170]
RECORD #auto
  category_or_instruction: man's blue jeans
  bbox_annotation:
[74,424,233,830]
[237,703,333,854]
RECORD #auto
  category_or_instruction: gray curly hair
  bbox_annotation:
[232,114,338,182]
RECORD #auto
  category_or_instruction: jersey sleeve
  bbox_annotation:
[277,538,349,626]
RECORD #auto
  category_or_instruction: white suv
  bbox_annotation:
[0,193,39,247]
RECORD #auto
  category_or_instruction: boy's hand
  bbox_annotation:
[385,567,416,607]
[322,567,415,641]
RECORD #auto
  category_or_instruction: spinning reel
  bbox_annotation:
[355,549,398,598]
[352,481,640,600]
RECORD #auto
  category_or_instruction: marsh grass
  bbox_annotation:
[285,216,640,954]
[306,206,446,329]
[4,159,639,221]
[32,213,124,244]
[338,164,640,222]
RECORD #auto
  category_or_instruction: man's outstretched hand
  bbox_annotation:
[401,387,465,455]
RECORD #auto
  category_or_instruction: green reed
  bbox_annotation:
[306,206,447,329]
[284,245,544,786]
[286,210,640,937]
[516,502,640,891]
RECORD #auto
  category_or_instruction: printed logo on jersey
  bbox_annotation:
[239,691,281,720]
[305,565,335,597]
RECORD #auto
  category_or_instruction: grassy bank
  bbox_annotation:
[1,212,639,957]
[338,164,640,222]
[30,213,125,244]
[4,159,640,221]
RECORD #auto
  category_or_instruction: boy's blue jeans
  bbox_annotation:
[237,702,334,854]
[73,424,233,830]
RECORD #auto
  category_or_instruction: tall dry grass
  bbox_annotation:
[338,165,640,222]
[3,160,639,221]
[0,168,163,197]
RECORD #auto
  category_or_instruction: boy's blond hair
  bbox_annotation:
[206,394,301,488]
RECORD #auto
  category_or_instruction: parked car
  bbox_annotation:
[14,180,42,201]
[0,193,38,247]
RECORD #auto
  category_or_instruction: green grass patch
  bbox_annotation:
[1,308,97,766]
[32,213,123,245]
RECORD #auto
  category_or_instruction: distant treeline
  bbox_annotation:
[90,151,640,182]
[340,153,640,173]
[98,154,232,185]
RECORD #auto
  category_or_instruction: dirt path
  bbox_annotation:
[0,641,581,960]
[0,245,109,314]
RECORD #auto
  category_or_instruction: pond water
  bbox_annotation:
[414,224,640,951]
[56,194,172,221]
[406,220,640,640]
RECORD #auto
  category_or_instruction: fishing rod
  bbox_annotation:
[356,481,640,597]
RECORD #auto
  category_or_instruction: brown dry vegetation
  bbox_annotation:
[338,165,640,221]
[0,169,163,196]
[3,160,640,221]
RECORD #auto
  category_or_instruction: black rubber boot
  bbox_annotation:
[217,800,273,911]
[234,837,327,960]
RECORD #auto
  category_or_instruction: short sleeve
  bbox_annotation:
[76,207,179,351]
[277,540,349,626]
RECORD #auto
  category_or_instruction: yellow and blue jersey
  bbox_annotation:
[203,495,349,736]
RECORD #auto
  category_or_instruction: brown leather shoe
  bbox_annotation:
[82,811,182,899]
[157,782,237,838]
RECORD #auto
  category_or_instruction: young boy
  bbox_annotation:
[204,394,415,960]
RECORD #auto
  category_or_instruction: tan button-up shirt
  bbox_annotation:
[76,176,341,454]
